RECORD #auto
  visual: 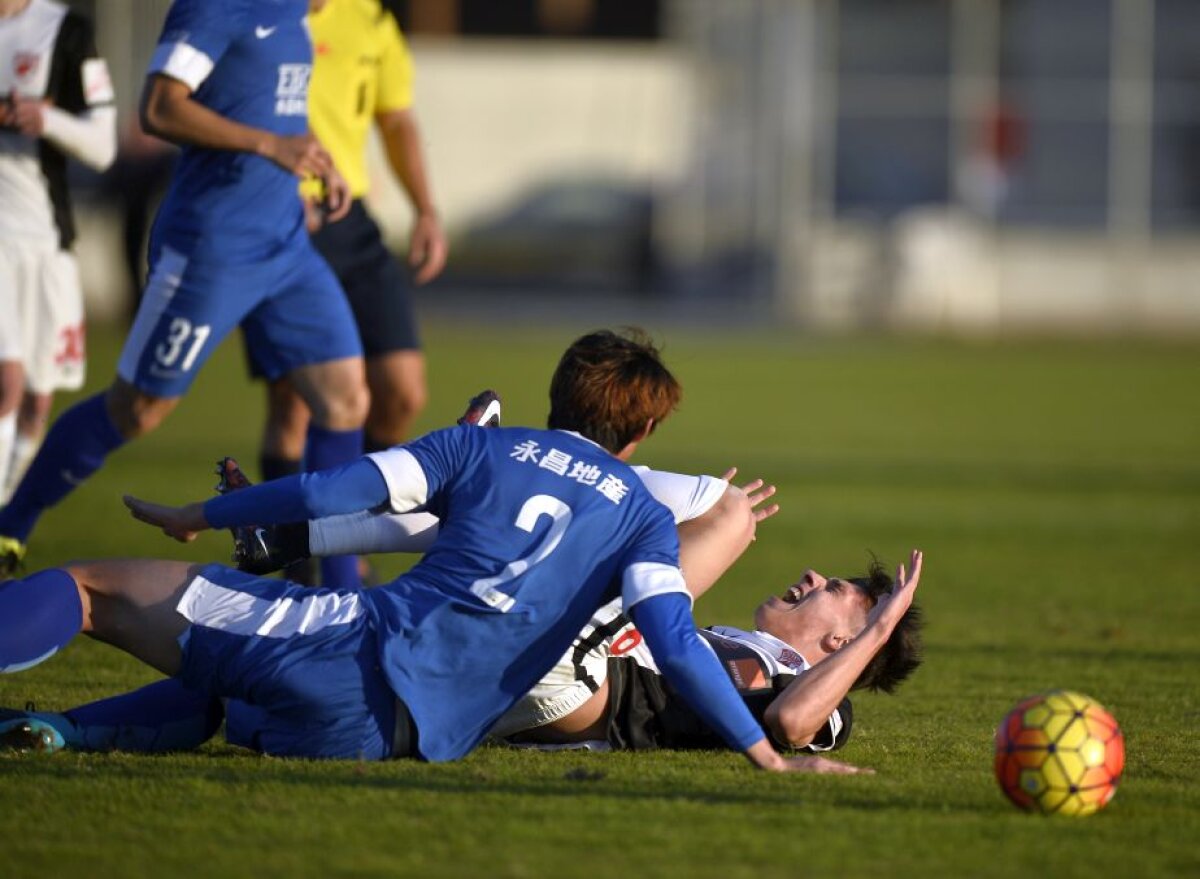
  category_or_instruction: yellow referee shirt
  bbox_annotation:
[306,0,414,199]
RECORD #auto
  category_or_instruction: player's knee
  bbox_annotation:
[311,380,370,431]
[713,484,756,544]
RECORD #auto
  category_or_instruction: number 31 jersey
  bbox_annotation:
[362,425,686,763]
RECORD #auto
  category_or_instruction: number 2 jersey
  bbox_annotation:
[362,426,687,763]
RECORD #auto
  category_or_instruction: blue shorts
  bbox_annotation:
[175,564,402,760]
[118,235,362,397]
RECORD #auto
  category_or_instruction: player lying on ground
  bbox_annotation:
[0,329,880,771]
[2,459,922,767]
[219,458,924,756]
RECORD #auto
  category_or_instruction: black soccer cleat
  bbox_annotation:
[457,389,502,428]
[213,457,303,576]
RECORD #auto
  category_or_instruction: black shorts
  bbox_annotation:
[245,199,419,377]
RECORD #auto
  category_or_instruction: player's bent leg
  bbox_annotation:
[287,356,369,432]
[262,376,311,464]
[364,350,426,451]
[287,357,368,588]
[68,558,200,676]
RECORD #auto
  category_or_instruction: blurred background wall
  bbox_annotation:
[60,0,1200,334]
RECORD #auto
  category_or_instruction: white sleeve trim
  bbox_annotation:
[40,105,117,171]
[366,448,430,513]
[632,467,728,524]
[148,41,215,91]
[804,708,844,753]
[622,561,691,610]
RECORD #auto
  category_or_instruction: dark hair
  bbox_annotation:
[547,328,682,454]
[848,558,924,694]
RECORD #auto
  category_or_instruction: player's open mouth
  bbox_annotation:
[782,585,804,604]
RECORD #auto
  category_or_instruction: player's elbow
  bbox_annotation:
[138,77,180,140]
[763,701,819,749]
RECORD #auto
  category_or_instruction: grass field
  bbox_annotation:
[2,321,1198,878]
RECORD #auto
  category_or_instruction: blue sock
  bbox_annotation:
[33,678,224,753]
[0,393,125,541]
[305,424,363,589]
[0,569,82,672]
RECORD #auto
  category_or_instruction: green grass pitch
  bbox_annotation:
[2,322,1198,878]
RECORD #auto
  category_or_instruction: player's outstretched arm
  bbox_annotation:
[764,550,923,748]
[124,459,392,543]
[139,74,332,178]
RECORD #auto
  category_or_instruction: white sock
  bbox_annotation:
[0,412,15,504]
[309,510,441,557]
[4,431,39,502]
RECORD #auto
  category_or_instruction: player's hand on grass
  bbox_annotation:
[775,754,874,775]
[122,496,209,543]
[410,211,448,285]
[867,549,923,632]
[746,739,872,774]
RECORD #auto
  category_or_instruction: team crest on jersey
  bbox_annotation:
[13,52,39,79]
[274,64,311,116]
[776,648,807,671]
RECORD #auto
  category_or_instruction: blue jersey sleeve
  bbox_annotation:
[202,459,389,529]
[149,0,245,90]
[619,501,687,608]
[630,592,767,752]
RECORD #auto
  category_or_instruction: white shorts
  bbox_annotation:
[0,239,86,393]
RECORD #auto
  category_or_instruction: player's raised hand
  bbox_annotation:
[720,467,780,524]
[867,549,923,631]
[122,496,208,543]
[410,211,448,285]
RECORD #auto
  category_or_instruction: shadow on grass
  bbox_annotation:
[0,749,1003,816]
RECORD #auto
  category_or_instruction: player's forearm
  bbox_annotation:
[41,105,117,171]
[764,625,888,747]
[203,460,389,529]
[139,76,275,158]
[378,109,437,216]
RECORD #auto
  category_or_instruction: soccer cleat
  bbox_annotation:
[213,458,305,576]
[457,389,502,428]
[0,707,64,753]
[0,534,26,579]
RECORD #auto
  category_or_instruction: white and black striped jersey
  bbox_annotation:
[493,597,852,753]
[0,0,113,248]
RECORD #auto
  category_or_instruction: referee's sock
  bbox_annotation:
[305,424,363,589]
[0,393,125,542]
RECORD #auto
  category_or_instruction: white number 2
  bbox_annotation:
[155,318,211,372]
[470,494,573,612]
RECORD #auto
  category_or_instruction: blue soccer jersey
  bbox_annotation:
[363,427,687,762]
[146,0,312,262]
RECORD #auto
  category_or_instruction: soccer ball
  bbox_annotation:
[993,690,1125,816]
